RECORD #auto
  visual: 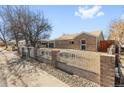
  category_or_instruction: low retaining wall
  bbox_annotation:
[37,48,52,64]
[56,49,101,84]
[57,62,100,83]
[19,47,115,87]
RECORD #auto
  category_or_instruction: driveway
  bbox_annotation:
[0,48,68,87]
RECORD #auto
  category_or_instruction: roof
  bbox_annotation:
[88,31,102,37]
[55,33,81,40]
[55,31,102,40]
[39,39,49,41]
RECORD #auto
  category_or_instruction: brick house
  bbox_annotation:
[54,31,104,51]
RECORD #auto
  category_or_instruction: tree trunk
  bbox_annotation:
[15,38,19,53]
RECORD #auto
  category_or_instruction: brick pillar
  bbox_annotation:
[51,50,60,67]
[18,47,22,56]
[34,48,38,60]
[100,55,115,87]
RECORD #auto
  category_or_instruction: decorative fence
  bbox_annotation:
[19,47,115,87]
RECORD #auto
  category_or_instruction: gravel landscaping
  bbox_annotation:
[28,59,99,87]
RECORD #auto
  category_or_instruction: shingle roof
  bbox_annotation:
[55,31,102,40]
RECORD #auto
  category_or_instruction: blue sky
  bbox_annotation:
[30,5,124,39]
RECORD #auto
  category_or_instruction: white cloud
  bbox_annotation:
[96,11,104,17]
[75,6,104,20]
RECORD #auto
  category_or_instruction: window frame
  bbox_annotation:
[69,41,74,44]
[80,40,87,50]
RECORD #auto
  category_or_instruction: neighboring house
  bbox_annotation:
[18,39,55,48]
[54,31,104,51]
[37,39,55,48]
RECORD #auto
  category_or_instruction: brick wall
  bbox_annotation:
[100,54,115,87]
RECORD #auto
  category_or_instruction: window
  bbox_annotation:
[81,40,86,44]
[80,40,86,50]
[69,41,74,44]
[41,43,48,47]
[49,43,54,48]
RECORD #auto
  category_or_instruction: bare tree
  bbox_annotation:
[27,13,52,47]
[14,6,52,47]
[108,20,124,44]
[0,23,9,49]
[0,6,52,48]
[0,6,22,48]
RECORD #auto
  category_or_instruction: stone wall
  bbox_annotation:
[36,48,52,64]
[56,51,115,86]
[57,62,100,83]
[57,49,102,74]
[19,47,115,86]
[37,48,52,60]
[100,54,115,87]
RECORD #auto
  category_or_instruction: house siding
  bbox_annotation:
[97,33,104,51]
[55,33,97,51]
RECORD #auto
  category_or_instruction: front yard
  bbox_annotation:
[0,48,99,87]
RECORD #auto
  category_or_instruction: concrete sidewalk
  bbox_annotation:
[0,48,69,87]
